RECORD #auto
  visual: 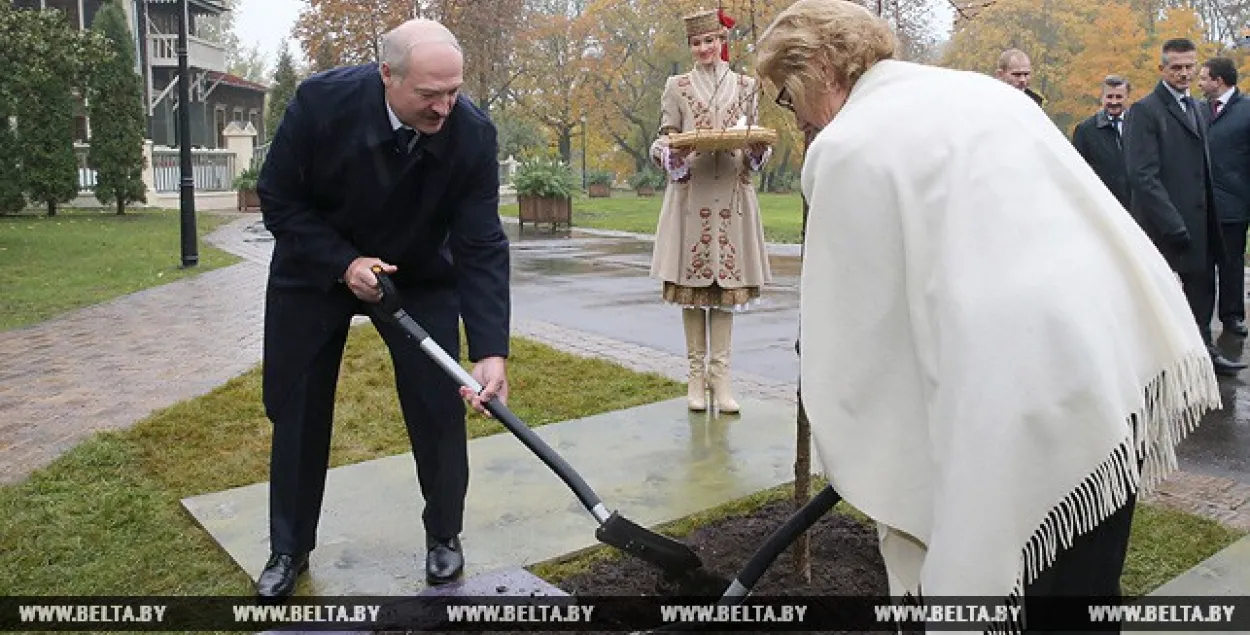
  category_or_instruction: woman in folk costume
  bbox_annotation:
[756,0,1221,631]
[649,8,773,414]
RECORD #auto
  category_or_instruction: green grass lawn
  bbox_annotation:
[0,327,683,598]
[0,208,241,331]
[502,190,807,244]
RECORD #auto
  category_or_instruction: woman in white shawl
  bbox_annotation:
[755,0,1221,630]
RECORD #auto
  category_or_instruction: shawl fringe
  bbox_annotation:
[987,349,1219,634]
[898,349,1219,635]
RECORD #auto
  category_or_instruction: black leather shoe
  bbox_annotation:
[1211,350,1247,376]
[426,536,464,585]
[255,552,308,602]
[1225,320,1249,337]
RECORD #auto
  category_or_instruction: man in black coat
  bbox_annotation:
[254,18,511,600]
[1124,37,1244,376]
[1199,57,1250,337]
[1073,74,1132,210]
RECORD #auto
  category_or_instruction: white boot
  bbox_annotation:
[682,308,708,411]
[707,309,740,414]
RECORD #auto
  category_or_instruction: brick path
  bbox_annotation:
[1,214,1248,533]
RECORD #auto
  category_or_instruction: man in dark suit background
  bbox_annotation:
[254,18,511,600]
[1073,74,1132,210]
[1199,57,1250,337]
[1124,37,1245,376]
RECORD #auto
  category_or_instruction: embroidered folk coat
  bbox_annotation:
[648,60,772,309]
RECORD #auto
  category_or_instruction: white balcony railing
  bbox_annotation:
[147,34,227,73]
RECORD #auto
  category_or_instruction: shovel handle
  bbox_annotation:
[369,266,613,526]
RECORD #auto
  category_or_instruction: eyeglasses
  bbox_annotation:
[775,87,794,112]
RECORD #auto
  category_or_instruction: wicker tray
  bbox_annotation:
[667,126,778,151]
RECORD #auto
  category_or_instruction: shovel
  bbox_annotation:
[366,266,703,576]
[645,485,845,632]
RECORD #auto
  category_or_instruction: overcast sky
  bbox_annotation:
[233,0,303,62]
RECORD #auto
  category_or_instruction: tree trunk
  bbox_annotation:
[558,129,572,165]
[116,197,125,215]
[46,200,57,217]
[791,129,816,582]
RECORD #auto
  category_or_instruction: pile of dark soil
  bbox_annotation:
[397,498,890,634]
[557,498,887,598]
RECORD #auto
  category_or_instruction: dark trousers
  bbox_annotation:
[1021,493,1137,633]
[264,285,468,555]
[1218,221,1248,324]
[1179,264,1217,346]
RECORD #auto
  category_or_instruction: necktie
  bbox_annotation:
[1183,96,1198,129]
[1212,99,1223,118]
[1110,115,1121,135]
[396,126,417,154]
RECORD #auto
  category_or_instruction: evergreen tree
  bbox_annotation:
[15,11,85,217]
[0,91,26,214]
[265,42,298,143]
[0,6,26,213]
[87,0,147,214]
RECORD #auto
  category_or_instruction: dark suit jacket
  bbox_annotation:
[257,63,510,363]
[1123,80,1224,273]
[1202,88,1250,225]
[1072,109,1130,210]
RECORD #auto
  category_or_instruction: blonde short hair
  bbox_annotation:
[756,0,895,110]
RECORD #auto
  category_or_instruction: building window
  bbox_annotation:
[232,107,243,123]
[214,106,227,149]
[13,0,42,9]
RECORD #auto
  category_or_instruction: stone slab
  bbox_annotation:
[182,396,801,596]
[414,566,569,598]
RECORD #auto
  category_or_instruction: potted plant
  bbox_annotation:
[586,169,614,198]
[629,168,666,197]
[513,156,576,231]
[234,167,261,211]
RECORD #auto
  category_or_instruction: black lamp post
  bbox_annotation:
[581,116,588,191]
[177,0,198,267]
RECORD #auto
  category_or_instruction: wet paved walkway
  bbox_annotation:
[2,213,1249,533]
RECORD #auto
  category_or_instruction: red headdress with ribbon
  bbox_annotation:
[717,8,736,61]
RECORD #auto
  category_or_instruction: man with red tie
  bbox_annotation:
[1199,57,1250,338]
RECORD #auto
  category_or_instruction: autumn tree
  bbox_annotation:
[514,0,595,165]
[87,0,147,215]
[310,40,340,74]
[293,0,416,68]
[433,0,529,111]
[1149,5,1221,63]
[580,0,686,173]
[1052,0,1152,121]
[944,0,1103,130]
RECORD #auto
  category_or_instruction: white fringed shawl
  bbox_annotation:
[798,60,1220,630]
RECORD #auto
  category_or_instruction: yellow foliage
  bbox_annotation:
[1055,1,1152,123]
[943,0,1224,133]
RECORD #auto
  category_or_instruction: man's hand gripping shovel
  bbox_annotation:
[366,265,708,579]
